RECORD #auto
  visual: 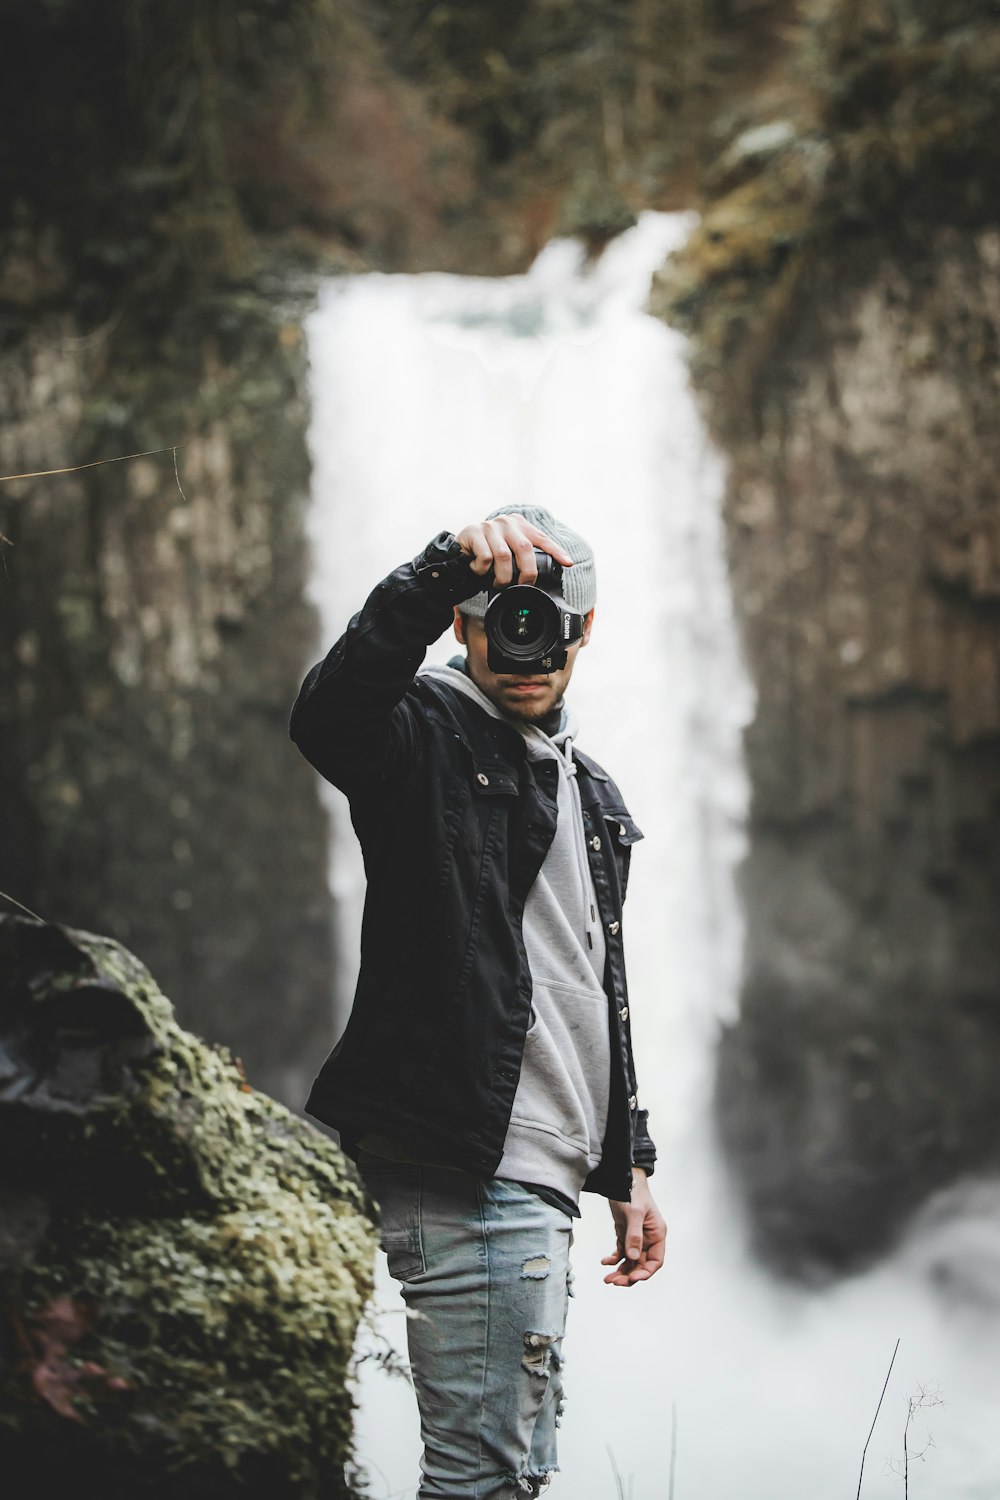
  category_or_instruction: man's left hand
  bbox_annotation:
[602,1169,667,1287]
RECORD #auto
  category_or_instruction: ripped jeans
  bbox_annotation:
[357,1158,574,1498]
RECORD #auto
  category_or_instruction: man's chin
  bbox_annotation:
[496,688,557,721]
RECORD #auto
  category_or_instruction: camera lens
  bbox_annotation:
[488,585,560,663]
[506,602,540,643]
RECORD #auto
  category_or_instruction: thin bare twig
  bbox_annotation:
[172,444,189,503]
[858,1338,900,1500]
[0,888,47,923]
[669,1398,678,1500]
[0,444,184,484]
[885,1382,944,1497]
[607,1445,633,1500]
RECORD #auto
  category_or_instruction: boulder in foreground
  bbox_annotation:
[0,915,375,1498]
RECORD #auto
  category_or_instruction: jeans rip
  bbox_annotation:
[357,1162,573,1497]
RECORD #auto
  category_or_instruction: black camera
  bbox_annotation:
[484,550,585,674]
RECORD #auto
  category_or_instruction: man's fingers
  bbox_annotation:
[603,1193,666,1287]
[646,1227,667,1274]
[603,1265,640,1287]
[602,1249,641,1286]
[489,517,542,584]
[624,1205,645,1261]
[641,1216,668,1279]
[519,521,574,568]
[482,520,514,585]
[604,1257,653,1287]
[457,524,494,576]
[508,529,539,585]
[602,1213,667,1286]
[456,516,575,586]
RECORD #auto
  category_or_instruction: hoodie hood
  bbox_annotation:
[420,660,594,952]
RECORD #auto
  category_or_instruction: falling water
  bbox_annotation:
[304,215,1000,1499]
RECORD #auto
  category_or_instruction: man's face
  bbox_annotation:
[452,608,594,723]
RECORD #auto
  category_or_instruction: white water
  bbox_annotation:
[304,215,1000,1500]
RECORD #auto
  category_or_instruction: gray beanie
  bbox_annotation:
[459,504,596,619]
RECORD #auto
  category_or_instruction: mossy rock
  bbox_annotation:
[0,916,376,1498]
[650,5,1000,402]
[650,171,816,352]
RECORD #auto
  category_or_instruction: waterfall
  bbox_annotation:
[304,214,1000,1499]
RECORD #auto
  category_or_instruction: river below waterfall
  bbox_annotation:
[304,215,1000,1500]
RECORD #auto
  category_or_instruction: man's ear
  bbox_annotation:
[580,608,595,648]
[453,607,466,645]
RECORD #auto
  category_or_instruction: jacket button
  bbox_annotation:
[619,823,627,837]
[590,835,602,851]
[431,570,440,578]
[476,772,489,786]
[619,1006,628,1021]
[608,920,620,935]
[628,1094,637,1110]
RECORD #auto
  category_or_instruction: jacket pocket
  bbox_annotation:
[469,760,520,798]
[604,810,643,846]
[604,810,643,902]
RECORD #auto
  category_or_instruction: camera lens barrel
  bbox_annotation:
[489,585,563,663]
[482,549,584,674]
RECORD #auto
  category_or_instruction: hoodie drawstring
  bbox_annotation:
[417,664,599,954]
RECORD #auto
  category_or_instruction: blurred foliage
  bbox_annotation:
[0,0,799,325]
[0,0,364,330]
[363,0,798,213]
[8,0,994,336]
[651,0,1000,419]
[806,0,1000,216]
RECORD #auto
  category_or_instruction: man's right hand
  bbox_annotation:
[456,515,574,589]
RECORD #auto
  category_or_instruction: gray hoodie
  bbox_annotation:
[421,663,611,1205]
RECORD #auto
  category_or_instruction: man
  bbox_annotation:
[290,506,666,1498]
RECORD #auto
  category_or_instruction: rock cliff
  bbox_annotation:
[0,0,481,1104]
[0,296,337,1105]
[653,0,1000,1273]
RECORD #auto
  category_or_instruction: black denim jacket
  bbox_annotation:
[289,531,656,1202]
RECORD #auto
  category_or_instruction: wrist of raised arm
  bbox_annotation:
[413,530,488,606]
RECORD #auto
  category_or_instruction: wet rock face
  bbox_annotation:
[646,0,1000,1279]
[0,297,336,1108]
[0,915,376,1496]
[709,228,1000,1276]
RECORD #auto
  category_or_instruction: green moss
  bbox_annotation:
[651,173,814,335]
[1,919,376,1494]
[651,5,1000,422]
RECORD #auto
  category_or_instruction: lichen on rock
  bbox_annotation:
[651,0,1000,411]
[0,915,376,1497]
